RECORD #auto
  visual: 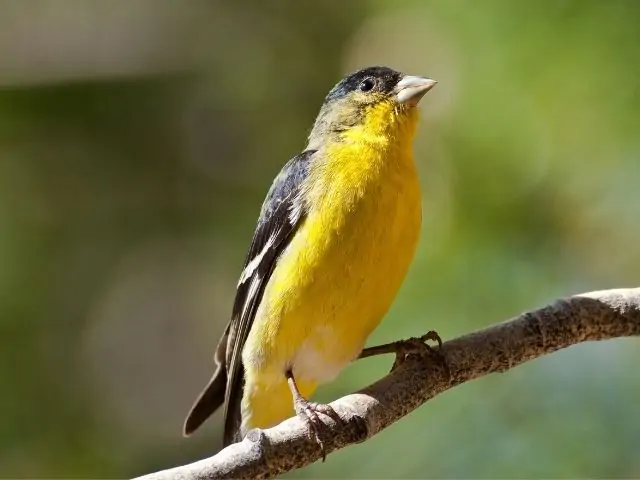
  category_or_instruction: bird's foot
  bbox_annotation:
[391,330,447,373]
[357,330,449,377]
[293,397,343,462]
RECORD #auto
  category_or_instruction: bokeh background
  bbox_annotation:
[1,0,639,477]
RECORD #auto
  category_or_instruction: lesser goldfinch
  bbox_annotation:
[184,66,437,448]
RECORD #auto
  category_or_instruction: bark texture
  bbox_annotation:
[134,288,640,480]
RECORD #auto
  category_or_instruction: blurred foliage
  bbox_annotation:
[0,0,638,478]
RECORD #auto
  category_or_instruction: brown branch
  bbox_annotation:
[134,288,640,480]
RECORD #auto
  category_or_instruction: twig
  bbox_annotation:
[134,287,640,480]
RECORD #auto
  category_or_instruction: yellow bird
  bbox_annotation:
[184,66,437,447]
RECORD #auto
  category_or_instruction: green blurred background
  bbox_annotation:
[1,0,638,478]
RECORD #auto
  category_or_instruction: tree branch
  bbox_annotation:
[134,287,640,480]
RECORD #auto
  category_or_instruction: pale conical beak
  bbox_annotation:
[394,75,437,106]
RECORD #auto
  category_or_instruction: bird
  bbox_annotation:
[183,66,437,450]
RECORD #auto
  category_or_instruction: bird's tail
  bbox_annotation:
[183,327,230,436]
[183,364,227,436]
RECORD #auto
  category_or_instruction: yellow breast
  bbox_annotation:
[251,104,421,374]
[288,141,421,377]
[241,102,422,430]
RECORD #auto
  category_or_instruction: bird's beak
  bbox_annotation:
[394,76,437,106]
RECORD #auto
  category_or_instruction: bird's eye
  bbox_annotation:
[359,78,375,92]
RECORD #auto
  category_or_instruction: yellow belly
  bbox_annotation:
[241,140,421,432]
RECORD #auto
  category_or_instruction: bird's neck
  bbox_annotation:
[340,102,419,152]
[310,105,419,199]
[307,102,419,153]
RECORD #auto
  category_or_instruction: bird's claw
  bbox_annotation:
[391,330,447,372]
[294,398,343,462]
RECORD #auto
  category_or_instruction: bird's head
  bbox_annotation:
[308,66,436,148]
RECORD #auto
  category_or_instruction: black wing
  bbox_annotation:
[223,149,315,445]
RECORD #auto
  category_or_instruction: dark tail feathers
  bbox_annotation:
[183,365,227,436]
